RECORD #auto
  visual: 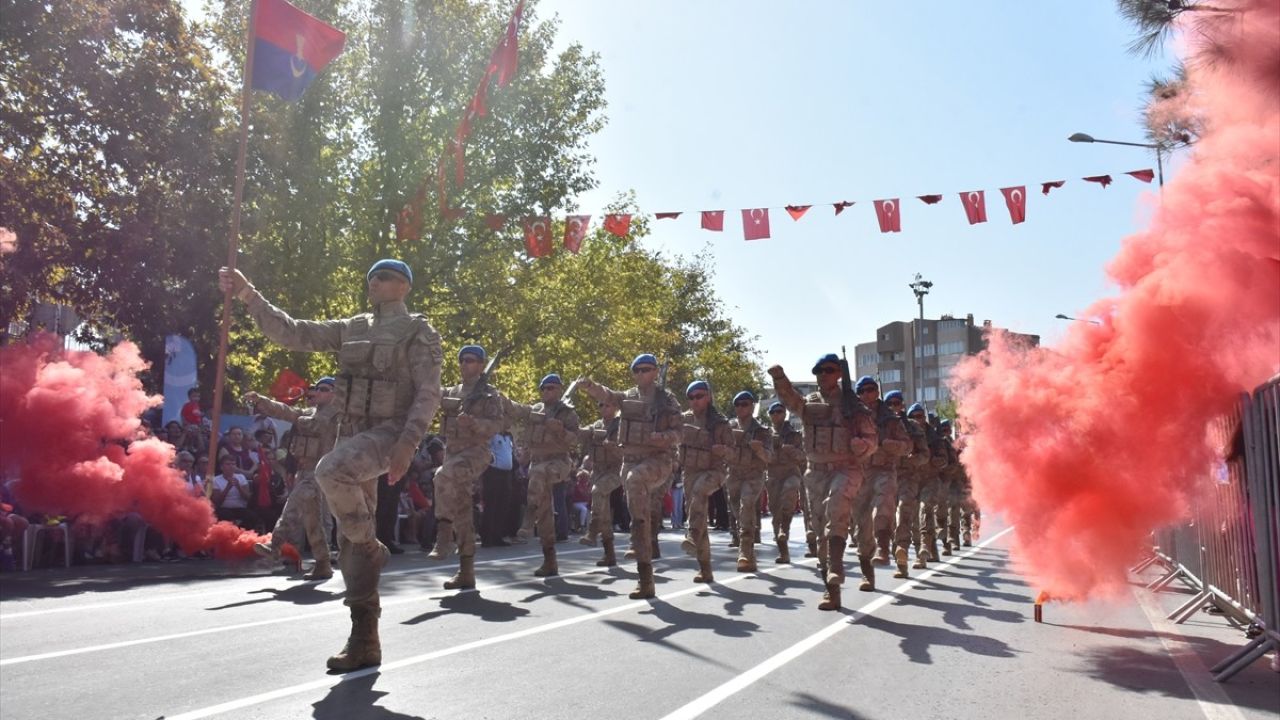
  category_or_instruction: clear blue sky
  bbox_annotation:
[184,1,1173,376]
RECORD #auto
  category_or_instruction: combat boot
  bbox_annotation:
[736,538,757,572]
[818,537,846,611]
[942,539,953,556]
[624,545,637,560]
[775,533,791,564]
[326,606,381,671]
[596,538,617,567]
[858,556,876,592]
[444,555,476,590]
[912,545,929,570]
[304,555,333,581]
[872,529,892,566]
[681,529,701,558]
[578,519,598,547]
[651,533,661,560]
[805,531,818,558]
[427,521,455,561]
[729,530,740,548]
[253,541,279,560]
[534,546,558,577]
[629,561,656,599]
[962,530,972,547]
[893,546,910,579]
[693,556,714,583]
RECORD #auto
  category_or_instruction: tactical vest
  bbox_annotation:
[902,418,932,474]
[618,387,678,455]
[679,410,724,472]
[768,423,805,478]
[725,418,768,472]
[333,313,425,424]
[801,394,853,462]
[584,418,623,473]
[869,404,908,469]
[439,382,499,450]
[287,411,331,469]
[526,401,576,459]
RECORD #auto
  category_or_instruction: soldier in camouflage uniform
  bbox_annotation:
[577,396,624,566]
[935,419,961,556]
[504,374,580,577]
[220,259,442,671]
[916,413,951,564]
[248,377,338,580]
[724,391,772,572]
[580,354,682,599]
[429,345,505,591]
[769,354,878,611]
[766,401,805,564]
[676,380,731,583]
[849,377,911,591]
[886,391,930,578]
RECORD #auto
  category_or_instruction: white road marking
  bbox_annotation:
[657,526,1016,720]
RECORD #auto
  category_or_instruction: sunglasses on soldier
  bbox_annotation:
[815,366,839,376]
[768,408,784,415]
[687,392,708,401]
[632,366,656,375]
[369,271,403,283]
[733,401,753,408]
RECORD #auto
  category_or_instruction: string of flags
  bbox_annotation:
[494,168,1158,258]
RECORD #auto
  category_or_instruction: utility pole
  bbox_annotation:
[908,274,933,405]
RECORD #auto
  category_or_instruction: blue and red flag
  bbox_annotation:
[250,0,346,102]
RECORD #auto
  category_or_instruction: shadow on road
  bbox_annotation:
[516,575,622,610]
[311,672,425,720]
[859,613,1020,664]
[785,690,873,720]
[891,593,1026,631]
[204,583,344,610]
[400,591,530,625]
[718,582,805,616]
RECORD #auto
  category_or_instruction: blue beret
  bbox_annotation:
[458,345,486,362]
[367,258,413,284]
[631,353,658,371]
[939,419,952,430]
[811,353,841,374]
[733,390,756,404]
[884,390,904,403]
[855,375,878,391]
[686,380,710,397]
[539,373,563,388]
[314,376,335,387]
[907,402,925,417]
[768,401,784,413]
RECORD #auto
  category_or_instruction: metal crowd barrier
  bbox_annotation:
[1138,375,1280,681]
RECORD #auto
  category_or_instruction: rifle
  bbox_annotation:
[650,359,670,424]
[560,377,583,410]
[463,347,507,413]
[839,345,859,425]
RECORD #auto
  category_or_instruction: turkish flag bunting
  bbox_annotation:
[1083,175,1113,188]
[701,211,724,231]
[1126,169,1155,183]
[918,195,943,205]
[1000,186,1027,224]
[960,190,987,224]
[833,201,854,215]
[451,139,465,185]
[489,1,524,87]
[655,212,682,220]
[523,217,552,258]
[270,369,310,404]
[564,214,590,254]
[874,199,902,233]
[742,208,771,241]
[484,214,506,231]
[1041,180,1065,195]
[395,205,420,243]
[603,213,631,237]
[785,205,811,221]
[435,158,449,212]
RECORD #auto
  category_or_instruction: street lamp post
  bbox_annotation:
[909,273,933,404]
[1055,313,1101,325]
[1068,132,1165,191]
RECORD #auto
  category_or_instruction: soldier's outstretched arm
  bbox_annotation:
[767,365,806,415]
[220,267,344,352]
[579,378,626,407]
[244,392,303,423]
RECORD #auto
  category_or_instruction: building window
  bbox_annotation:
[923,326,930,335]
[923,386,937,401]
[924,367,940,380]
[939,341,966,356]
[881,369,902,383]
[915,344,937,358]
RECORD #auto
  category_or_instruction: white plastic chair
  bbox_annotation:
[22,523,72,571]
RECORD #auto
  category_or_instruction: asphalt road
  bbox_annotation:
[1,516,1276,720]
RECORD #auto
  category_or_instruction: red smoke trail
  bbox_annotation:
[0,334,267,560]
[954,0,1280,601]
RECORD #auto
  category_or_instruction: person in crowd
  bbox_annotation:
[570,467,591,534]
[217,426,256,476]
[181,387,204,427]
[211,455,256,529]
[481,432,514,547]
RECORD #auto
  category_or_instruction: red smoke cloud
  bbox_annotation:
[0,334,266,559]
[954,0,1280,600]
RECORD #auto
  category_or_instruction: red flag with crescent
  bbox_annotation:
[603,214,631,237]
[1000,186,1027,224]
[523,217,552,257]
[960,190,987,225]
[701,211,724,231]
[1041,180,1065,195]
[655,212,682,220]
[1083,175,1113,188]
[741,208,771,240]
[785,205,811,221]
[564,215,590,254]
[489,1,525,87]
[269,369,309,405]
[833,201,854,215]
[918,194,943,205]
[873,199,901,233]
[1126,169,1155,183]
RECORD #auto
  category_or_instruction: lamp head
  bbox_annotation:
[1068,133,1095,143]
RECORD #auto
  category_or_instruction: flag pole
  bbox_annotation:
[205,0,260,494]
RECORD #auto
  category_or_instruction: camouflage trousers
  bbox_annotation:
[803,461,864,543]
[893,474,922,552]
[621,454,675,565]
[268,469,332,561]
[585,468,622,542]
[919,477,951,548]
[433,445,493,559]
[683,468,725,561]
[766,470,802,539]
[851,467,896,557]
[947,481,977,544]
[725,469,765,541]
[527,456,574,549]
[315,422,400,610]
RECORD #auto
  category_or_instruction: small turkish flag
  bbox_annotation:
[603,213,631,237]
[484,214,506,231]
[1083,175,1113,188]
[1041,180,1065,195]
[701,211,724,231]
[1126,169,1155,183]
[1000,186,1027,224]
[655,212,682,220]
[523,217,552,258]
[785,205,811,221]
[489,1,524,87]
[960,190,987,224]
[270,369,310,405]
[742,208,770,240]
[918,195,943,205]
[564,214,590,254]
[833,201,854,215]
[873,199,901,233]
